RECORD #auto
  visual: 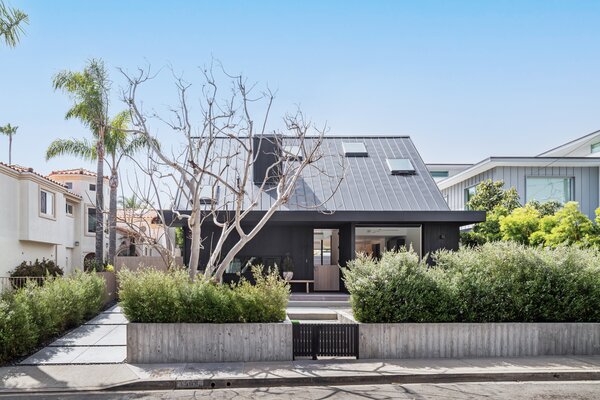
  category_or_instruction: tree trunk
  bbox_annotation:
[8,134,12,165]
[108,168,118,266]
[188,210,201,280]
[95,138,105,266]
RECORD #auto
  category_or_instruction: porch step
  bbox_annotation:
[290,294,350,301]
[287,308,339,321]
[287,300,350,308]
[288,293,350,309]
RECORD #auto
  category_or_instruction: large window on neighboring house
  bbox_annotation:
[526,177,573,204]
[591,143,600,154]
[464,186,477,209]
[430,170,449,178]
[40,189,55,217]
[87,207,97,233]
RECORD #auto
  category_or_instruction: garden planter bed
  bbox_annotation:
[127,321,293,363]
[354,321,600,359]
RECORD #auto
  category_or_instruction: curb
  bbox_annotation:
[2,370,599,394]
[106,370,600,391]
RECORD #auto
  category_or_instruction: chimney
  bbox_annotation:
[252,135,282,185]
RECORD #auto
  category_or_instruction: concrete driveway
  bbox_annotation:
[20,304,127,365]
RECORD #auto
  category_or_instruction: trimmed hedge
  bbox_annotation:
[343,242,600,323]
[0,273,105,364]
[118,266,290,323]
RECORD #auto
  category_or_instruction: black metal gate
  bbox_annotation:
[292,323,359,360]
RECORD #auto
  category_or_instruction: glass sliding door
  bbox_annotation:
[355,226,422,259]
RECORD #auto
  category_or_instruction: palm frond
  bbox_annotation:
[45,138,96,161]
[0,123,18,136]
[0,1,28,48]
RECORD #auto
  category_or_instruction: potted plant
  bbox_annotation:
[282,254,294,281]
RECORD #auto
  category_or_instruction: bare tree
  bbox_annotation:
[120,65,344,280]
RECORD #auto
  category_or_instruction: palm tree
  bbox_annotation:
[0,1,28,48]
[46,111,149,264]
[51,59,110,265]
[119,195,145,210]
[0,123,17,165]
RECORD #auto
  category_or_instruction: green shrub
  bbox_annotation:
[118,266,290,323]
[0,273,105,364]
[10,258,63,278]
[0,297,37,362]
[343,251,455,323]
[234,266,290,323]
[343,242,600,323]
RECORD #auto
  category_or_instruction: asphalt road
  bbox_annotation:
[4,381,600,399]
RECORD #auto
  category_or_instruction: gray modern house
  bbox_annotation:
[172,135,484,293]
[429,130,600,219]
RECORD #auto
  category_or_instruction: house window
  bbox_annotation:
[65,203,74,216]
[282,145,303,160]
[526,177,573,204]
[355,226,422,259]
[464,186,477,209]
[40,190,55,217]
[591,143,600,154]
[89,184,96,191]
[430,171,449,178]
[87,208,97,233]
[226,258,242,274]
[65,182,73,189]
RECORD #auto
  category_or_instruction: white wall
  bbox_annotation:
[0,169,82,276]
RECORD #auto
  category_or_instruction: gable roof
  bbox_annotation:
[537,129,600,157]
[177,135,450,212]
[437,156,600,190]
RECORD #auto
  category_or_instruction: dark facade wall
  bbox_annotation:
[196,223,314,280]
[422,223,461,258]
[183,221,463,291]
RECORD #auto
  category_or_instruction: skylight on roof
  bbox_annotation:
[199,185,219,205]
[342,142,368,157]
[282,145,303,160]
[387,158,416,175]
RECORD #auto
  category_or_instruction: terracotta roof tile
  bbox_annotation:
[49,168,109,179]
[0,162,82,198]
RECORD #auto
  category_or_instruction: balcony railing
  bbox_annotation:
[0,276,48,293]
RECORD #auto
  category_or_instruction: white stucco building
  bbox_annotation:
[0,164,90,276]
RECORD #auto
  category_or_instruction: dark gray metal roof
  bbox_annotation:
[180,135,450,212]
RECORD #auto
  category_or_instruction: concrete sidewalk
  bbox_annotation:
[2,356,600,393]
[19,304,127,365]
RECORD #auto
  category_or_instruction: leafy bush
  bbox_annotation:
[10,258,63,281]
[118,266,290,323]
[84,258,109,272]
[0,273,105,363]
[343,251,454,323]
[343,243,600,323]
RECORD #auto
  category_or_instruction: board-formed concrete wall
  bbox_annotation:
[127,322,293,363]
[358,323,600,359]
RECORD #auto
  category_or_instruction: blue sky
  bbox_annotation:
[1,0,600,176]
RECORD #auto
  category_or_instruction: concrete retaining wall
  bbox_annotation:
[127,322,293,363]
[358,323,600,359]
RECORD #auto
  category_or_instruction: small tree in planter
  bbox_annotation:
[282,254,294,281]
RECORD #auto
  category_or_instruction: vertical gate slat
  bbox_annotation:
[292,323,359,360]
